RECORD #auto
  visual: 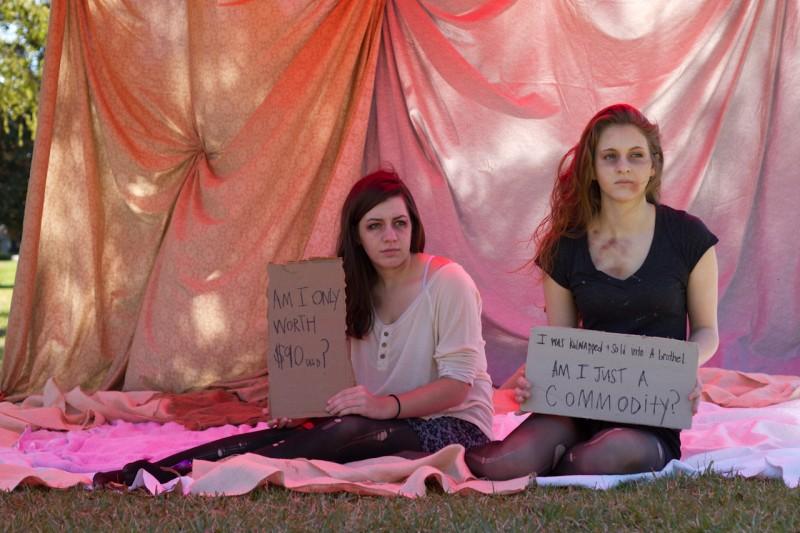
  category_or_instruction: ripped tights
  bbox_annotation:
[465,414,671,481]
[93,416,421,486]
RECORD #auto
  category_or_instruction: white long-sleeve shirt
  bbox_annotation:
[350,261,494,439]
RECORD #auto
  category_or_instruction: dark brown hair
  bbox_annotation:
[336,169,425,338]
[533,103,664,274]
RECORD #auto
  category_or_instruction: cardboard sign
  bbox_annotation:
[267,258,354,418]
[521,326,698,429]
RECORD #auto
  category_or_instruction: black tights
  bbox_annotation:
[94,416,422,486]
[465,414,669,481]
[249,416,422,462]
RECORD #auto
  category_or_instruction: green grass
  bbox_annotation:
[0,473,796,531]
[0,259,17,366]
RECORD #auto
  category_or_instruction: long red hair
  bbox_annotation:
[533,104,664,274]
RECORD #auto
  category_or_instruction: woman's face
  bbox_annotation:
[357,195,413,271]
[593,124,655,205]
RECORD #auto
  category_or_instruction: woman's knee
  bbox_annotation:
[465,441,513,479]
[316,415,371,440]
[556,428,666,475]
[465,415,578,480]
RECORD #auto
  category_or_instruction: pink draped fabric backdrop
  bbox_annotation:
[366,0,800,382]
[2,0,798,399]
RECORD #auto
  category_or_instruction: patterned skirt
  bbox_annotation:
[405,416,489,453]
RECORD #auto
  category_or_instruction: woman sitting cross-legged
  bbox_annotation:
[93,169,494,487]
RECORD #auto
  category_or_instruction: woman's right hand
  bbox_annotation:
[513,374,532,406]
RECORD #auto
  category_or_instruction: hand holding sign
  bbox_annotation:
[521,326,699,429]
[509,372,532,408]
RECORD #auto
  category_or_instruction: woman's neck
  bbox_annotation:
[594,198,654,236]
[375,253,423,290]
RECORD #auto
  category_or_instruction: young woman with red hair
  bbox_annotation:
[466,104,719,480]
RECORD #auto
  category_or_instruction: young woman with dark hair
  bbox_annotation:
[93,169,493,487]
[465,104,719,480]
[336,170,426,339]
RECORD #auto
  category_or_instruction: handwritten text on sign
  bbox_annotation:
[521,327,698,429]
[267,259,354,419]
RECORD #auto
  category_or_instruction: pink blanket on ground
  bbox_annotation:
[1,369,798,495]
[698,367,800,407]
[0,378,271,447]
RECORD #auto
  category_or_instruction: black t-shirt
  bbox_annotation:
[541,204,718,459]
[547,204,718,340]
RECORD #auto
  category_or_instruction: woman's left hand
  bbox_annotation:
[267,417,308,429]
[326,385,396,419]
[688,376,703,415]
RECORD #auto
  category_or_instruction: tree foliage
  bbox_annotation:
[0,0,49,242]
[0,122,33,244]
